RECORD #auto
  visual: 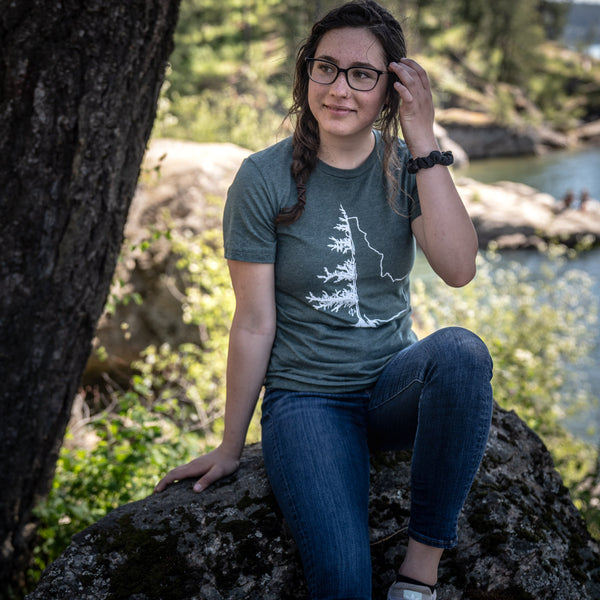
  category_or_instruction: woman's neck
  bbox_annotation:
[318,130,375,170]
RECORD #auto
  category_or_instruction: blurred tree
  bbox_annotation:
[0,0,180,594]
[538,0,570,41]
[452,0,545,84]
[492,0,545,84]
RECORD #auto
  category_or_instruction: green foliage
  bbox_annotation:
[151,0,599,150]
[412,246,600,535]
[421,0,545,85]
[528,44,592,131]
[538,0,571,41]
[154,0,298,149]
[31,230,600,593]
[104,227,172,316]
[30,395,201,584]
[154,77,292,151]
[130,228,237,440]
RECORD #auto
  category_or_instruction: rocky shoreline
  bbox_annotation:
[434,110,600,248]
[456,177,600,250]
[437,108,600,160]
[139,138,600,251]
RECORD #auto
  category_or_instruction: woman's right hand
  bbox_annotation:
[153,445,241,494]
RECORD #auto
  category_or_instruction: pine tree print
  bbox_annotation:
[307,205,410,328]
[307,206,375,326]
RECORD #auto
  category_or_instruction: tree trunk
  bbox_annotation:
[0,0,181,593]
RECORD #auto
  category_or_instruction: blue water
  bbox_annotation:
[587,44,600,60]
[456,146,600,205]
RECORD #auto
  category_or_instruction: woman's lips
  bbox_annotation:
[324,104,354,115]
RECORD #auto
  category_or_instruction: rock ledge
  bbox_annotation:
[28,406,600,600]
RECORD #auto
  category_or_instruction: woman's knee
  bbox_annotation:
[423,327,494,421]
[430,327,493,376]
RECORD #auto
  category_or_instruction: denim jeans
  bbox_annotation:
[260,327,494,600]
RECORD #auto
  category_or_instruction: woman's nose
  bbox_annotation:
[329,71,351,96]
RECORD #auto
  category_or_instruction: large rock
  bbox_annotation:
[28,406,600,600]
[456,178,600,249]
[437,109,569,159]
[576,120,600,144]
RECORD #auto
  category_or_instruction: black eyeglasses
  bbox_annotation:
[306,58,389,91]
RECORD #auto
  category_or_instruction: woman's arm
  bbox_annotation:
[389,58,478,287]
[154,260,276,493]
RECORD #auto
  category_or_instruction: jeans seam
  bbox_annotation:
[263,413,316,592]
[367,376,424,413]
[454,398,493,513]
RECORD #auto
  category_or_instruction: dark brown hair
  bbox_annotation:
[276,0,407,225]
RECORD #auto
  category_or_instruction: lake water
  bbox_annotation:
[588,44,600,60]
[455,145,600,205]
[416,145,600,443]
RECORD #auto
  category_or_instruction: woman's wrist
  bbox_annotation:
[407,140,440,159]
[407,150,454,174]
[219,436,245,461]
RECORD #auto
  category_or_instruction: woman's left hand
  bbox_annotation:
[388,58,437,157]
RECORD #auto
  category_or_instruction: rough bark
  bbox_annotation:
[0,0,180,592]
[27,406,600,600]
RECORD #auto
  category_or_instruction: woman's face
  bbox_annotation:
[308,27,389,149]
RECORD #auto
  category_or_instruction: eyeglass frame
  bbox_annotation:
[305,57,390,92]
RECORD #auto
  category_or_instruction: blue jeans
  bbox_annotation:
[260,327,494,600]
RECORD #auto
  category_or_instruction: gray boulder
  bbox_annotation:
[28,406,600,599]
[456,178,600,249]
[436,108,570,160]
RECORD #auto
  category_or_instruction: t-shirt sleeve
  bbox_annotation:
[223,157,278,263]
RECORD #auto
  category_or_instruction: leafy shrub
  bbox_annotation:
[30,394,201,582]
[412,247,600,535]
[31,237,600,592]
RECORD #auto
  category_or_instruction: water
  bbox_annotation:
[455,146,600,206]
[587,44,600,60]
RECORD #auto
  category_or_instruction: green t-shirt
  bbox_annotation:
[223,133,421,392]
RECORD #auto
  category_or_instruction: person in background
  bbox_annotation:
[561,190,575,210]
[155,2,494,599]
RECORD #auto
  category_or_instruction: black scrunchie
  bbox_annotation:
[406,150,454,174]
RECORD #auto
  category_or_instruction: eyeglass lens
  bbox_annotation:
[308,59,380,91]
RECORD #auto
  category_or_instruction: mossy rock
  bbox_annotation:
[28,406,600,599]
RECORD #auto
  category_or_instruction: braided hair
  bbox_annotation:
[276,0,407,225]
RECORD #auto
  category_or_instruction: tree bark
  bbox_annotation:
[0,0,181,593]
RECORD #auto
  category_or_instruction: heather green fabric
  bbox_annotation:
[223,132,421,392]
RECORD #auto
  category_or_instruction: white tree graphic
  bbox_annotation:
[307,205,409,328]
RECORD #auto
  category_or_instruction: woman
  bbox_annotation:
[155,2,494,599]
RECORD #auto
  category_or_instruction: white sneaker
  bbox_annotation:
[387,580,437,600]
